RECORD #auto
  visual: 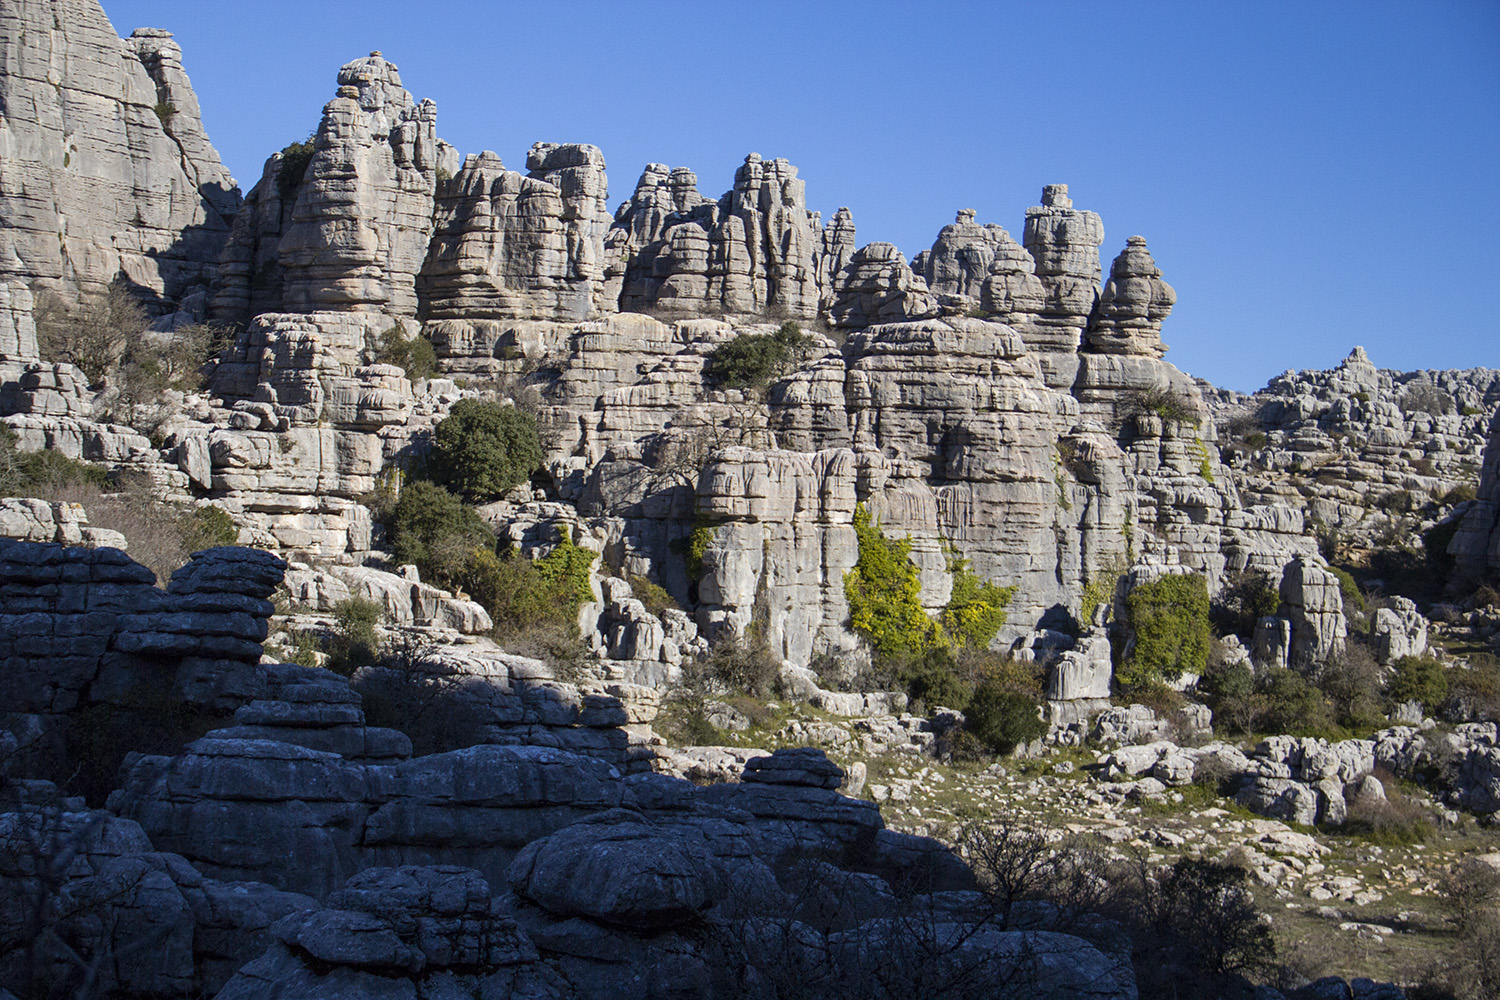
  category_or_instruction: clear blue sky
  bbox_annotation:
[100,0,1499,392]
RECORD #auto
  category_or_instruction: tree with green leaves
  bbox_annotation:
[1120,572,1212,690]
[426,398,543,503]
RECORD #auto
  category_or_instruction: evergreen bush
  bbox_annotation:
[704,321,808,391]
[1120,573,1211,689]
[387,480,496,587]
[426,398,543,503]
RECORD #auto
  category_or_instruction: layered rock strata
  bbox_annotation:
[0,540,285,716]
[419,143,610,332]
[0,1,237,325]
[212,53,452,322]
[1021,184,1105,388]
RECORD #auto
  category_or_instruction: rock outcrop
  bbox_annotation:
[1453,407,1500,584]
[213,53,452,323]
[605,154,826,319]
[0,1,237,330]
[0,540,285,716]
[419,143,610,331]
[1021,184,1105,388]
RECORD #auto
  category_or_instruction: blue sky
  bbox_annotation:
[100,1,1499,392]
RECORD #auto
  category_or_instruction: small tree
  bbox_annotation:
[386,480,496,586]
[426,399,543,503]
[1386,654,1448,714]
[704,321,809,391]
[964,680,1046,754]
[34,285,148,388]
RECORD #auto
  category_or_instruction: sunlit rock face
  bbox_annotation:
[213,52,452,324]
[0,3,237,326]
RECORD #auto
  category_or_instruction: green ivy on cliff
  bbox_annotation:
[1120,571,1212,690]
[843,505,1014,658]
[844,503,938,657]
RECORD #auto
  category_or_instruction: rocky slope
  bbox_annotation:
[1,3,1499,997]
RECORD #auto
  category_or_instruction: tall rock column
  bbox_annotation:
[418,142,609,351]
[278,54,440,317]
[0,2,237,316]
[1452,408,1500,585]
[605,154,826,320]
[1022,184,1104,388]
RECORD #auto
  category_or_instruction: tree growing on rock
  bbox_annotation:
[425,399,543,503]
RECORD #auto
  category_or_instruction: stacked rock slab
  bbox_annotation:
[1021,184,1105,388]
[826,243,939,329]
[199,311,415,556]
[922,209,1026,310]
[0,541,285,721]
[213,53,455,323]
[419,143,610,337]
[1450,408,1500,585]
[605,154,826,319]
[0,1,237,320]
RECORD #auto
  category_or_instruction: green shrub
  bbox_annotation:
[843,503,937,657]
[964,680,1046,754]
[375,325,437,381]
[387,480,496,587]
[0,425,111,495]
[704,321,808,391]
[1198,659,1256,735]
[461,534,593,635]
[898,647,972,712]
[426,398,543,503]
[1255,667,1333,736]
[1387,654,1449,713]
[180,505,239,552]
[1317,642,1386,733]
[326,597,385,675]
[1209,571,1280,639]
[940,553,1015,650]
[627,574,679,619]
[1120,573,1211,689]
[276,136,316,199]
[152,100,176,127]
[1329,565,1365,613]
[1124,386,1198,424]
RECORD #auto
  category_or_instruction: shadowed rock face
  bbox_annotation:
[0,541,286,715]
[1453,408,1500,583]
[0,1,238,341]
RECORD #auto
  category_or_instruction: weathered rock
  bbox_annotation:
[214,53,443,322]
[1370,596,1428,664]
[1021,184,1105,387]
[1085,236,1175,359]
[826,243,939,329]
[1279,556,1348,668]
[0,2,236,325]
[420,144,610,327]
[0,540,283,715]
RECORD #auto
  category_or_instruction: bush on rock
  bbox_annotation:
[426,398,543,503]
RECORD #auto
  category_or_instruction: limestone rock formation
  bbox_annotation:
[1021,184,1105,387]
[606,154,826,319]
[921,209,1022,308]
[1085,235,1176,359]
[419,143,610,332]
[0,1,237,328]
[1453,407,1500,583]
[0,540,285,717]
[213,53,449,322]
[826,243,939,329]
